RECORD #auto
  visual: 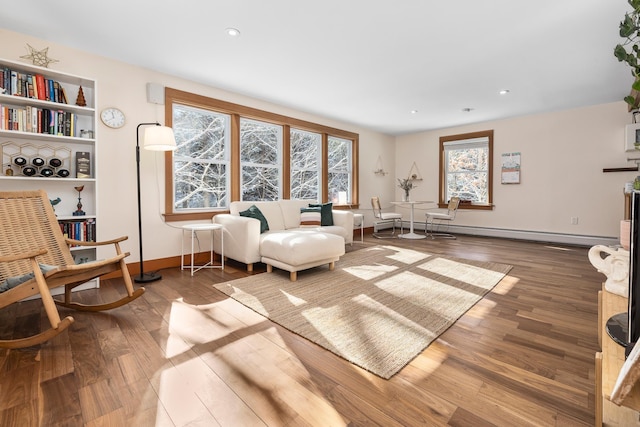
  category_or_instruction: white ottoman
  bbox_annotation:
[260,230,345,281]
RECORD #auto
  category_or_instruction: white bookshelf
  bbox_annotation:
[0,57,99,294]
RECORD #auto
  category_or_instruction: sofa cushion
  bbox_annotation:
[300,207,321,227]
[279,199,312,229]
[239,205,269,233]
[232,201,286,231]
[309,202,333,226]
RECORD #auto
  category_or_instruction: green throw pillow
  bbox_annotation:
[309,202,333,226]
[239,204,269,233]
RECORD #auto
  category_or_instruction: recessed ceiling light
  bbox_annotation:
[226,28,240,37]
[410,110,418,114]
[462,107,474,112]
[499,89,510,95]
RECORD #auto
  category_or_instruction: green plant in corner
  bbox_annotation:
[615,0,640,107]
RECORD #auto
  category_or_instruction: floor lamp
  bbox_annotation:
[134,122,177,283]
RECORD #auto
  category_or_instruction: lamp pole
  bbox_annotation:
[134,122,162,283]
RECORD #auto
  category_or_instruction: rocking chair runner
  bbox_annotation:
[0,190,144,349]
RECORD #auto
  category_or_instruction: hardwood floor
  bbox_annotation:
[0,234,604,426]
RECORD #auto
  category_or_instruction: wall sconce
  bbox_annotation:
[407,161,422,181]
[374,155,388,176]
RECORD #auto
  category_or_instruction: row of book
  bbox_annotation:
[60,219,96,243]
[0,67,68,104]
[1,105,81,137]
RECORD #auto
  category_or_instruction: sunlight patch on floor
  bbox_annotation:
[342,262,397,280]
[418,257,506,289]
[492,275,519,295]
[280,289,307,306]
[465,298,497,319]
[302,286,436,361]
[375,270,473,305]
[165,298,262,358]
[380,245,432,264]
[411,341,450,376]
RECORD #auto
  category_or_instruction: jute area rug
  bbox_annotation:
[214,244,512,379]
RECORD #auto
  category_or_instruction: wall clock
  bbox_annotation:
[100,107,126,129]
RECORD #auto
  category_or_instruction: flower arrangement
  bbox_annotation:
[397,178,415,191]
[397,178,417,200]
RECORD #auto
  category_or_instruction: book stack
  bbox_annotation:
[59,218,96,243]
[0,105,78,136]
[0,67,68,104]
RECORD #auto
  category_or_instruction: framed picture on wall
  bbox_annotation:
[625,123,640,152]
[501,152,521,184]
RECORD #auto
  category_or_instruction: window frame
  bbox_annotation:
[163,87,359,221]
[438,130,494,210]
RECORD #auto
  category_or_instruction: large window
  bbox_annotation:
[290,128,321,200]
[164,88,359,220]
[172,104,230,211]
[240,118,282,201]
[439,130,493,210]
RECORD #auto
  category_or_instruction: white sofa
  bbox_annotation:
[213,200,354,280]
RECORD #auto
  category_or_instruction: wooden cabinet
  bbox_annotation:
[597,286,640,426]
[0,58,99,292]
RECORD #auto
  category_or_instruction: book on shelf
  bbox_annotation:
[0,104,78,136]
[35,74,45,100]
[59,218,96,243]
[0,66,69,104]
[76,151,91,178]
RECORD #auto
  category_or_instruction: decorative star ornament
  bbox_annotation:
[20,44,59,68]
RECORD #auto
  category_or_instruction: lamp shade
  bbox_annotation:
[143,125,177,151]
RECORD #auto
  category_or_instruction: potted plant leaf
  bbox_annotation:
[615,0,640,108]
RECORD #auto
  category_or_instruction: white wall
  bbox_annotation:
[395,101,632,241]
[0,29,394,263]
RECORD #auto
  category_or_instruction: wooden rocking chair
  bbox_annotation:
[0,190,144,349]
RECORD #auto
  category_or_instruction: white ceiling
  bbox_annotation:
[0,0,634,135]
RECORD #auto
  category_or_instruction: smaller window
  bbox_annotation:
[439,130,493,209]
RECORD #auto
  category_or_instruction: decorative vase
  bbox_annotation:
[403,190,410,202]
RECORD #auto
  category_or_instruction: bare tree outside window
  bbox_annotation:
[328,136,352,204]
[439,130,493,209]
[164,89,359,220]
[290,128,321,200]
[240,118,282,201]
[445,145,488,202]
[172,104,230,211]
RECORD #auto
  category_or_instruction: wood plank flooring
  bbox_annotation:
[0,234,605,426]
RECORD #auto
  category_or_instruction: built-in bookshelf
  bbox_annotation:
[0,57,98,294]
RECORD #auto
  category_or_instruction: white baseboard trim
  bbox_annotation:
[374,221,618,247]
